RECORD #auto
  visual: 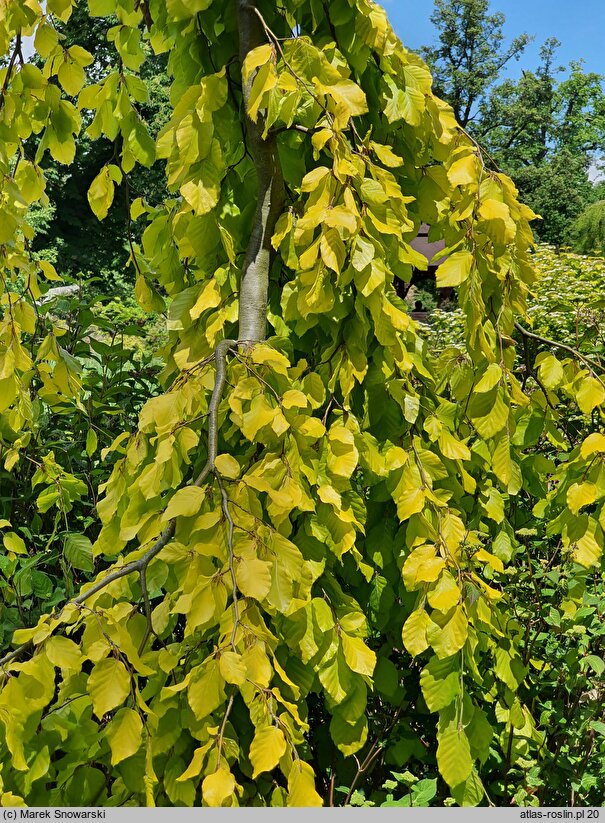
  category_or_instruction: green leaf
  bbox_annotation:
[572,521,602,567]
[162,486,205,520]
[437,722,472,788]
[242,44,274,86]
[494,647,526,690]
[383,75,424,126]
[585,655,605,676]
[450,769,485,807]
[45,636,83,670]
[395,488,425,521]
[88,0,116,15]
[435,250,473,288]
[214,454,240,479]
[370,141,403,168]
[537,355,564,389]
[427,606,468,658]
[201,768,235,807]
[581,432,605,458]
[87,165,121,220]
[401,608,431,657]
[287,761,323,807]
[177,744,212,782]
[577,377,605,415]
[85,428,98,457]
[474,363,502,393]
[402,545,445,589]
[427,572,461,613]
[448,154,478,187]
[247,61,277,122]
[320,229,346,274]
[35,24,59,58]
[105,708,143,765]
[64,533,94,572]
[188,663,225,720]
[492,435,512,486]
[340,633,376,676]
[235,557,272,600]
[3,532,27,555]
[321,79,368,118]
[567,482,597,515]
[420,655,460,712]
[87,659,131,718]
[249,726,287,778]
[218,651,247,685]
[58,60,86,96]
[465,705,493,764]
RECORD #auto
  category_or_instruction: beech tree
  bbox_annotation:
[0,0,605,809]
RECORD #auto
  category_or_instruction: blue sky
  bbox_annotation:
[385,0,605,78]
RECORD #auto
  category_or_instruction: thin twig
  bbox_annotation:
[244,3,334,129]
[215,471,240,649]
[214,692,235,769]
[515,322,605,390]
[342,704,403,806]
[0,34,22,114]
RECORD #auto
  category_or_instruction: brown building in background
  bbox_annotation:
[395,224,453,319]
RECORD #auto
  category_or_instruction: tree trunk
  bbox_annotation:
[236,0,285,345]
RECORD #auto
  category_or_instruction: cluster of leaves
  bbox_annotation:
[0,286,160,649]
[422,1,605,246]
[427,244,605,354]
[29,2,171,298]
[569,201,605,256]
[0,0,604,810]
[417,244,605,804]
[525,247,605,351]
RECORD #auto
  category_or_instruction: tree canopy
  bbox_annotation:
[421,0,531,128]
[0,0,605,809]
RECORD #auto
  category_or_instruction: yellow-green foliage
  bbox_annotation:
[0,0,604,809]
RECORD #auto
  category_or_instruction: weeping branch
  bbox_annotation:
[236,0,285,345]
[1,2,286,670]
[0,34,22,114]
[0,339,237,670]
[514,322,605,390]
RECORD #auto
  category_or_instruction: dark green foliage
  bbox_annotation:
[513,151,593,246]
[570,200,605,254]
[0,288,160,647]
[29,4,171,296]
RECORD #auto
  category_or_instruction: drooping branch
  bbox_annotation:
[236,0,285,345]
[514,322,605,390]
[0,34,22,114]
[0,340,237,669]
[1,2,286,672]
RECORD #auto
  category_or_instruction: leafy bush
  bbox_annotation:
[569,200,605,255]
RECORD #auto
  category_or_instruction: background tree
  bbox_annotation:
[421,0,531,127]
[30,3,171,296]
[478,42,605,244]
[569,199,605,253]
[0,0,604,810]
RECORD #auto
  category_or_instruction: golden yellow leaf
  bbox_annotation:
[202,768,235,807]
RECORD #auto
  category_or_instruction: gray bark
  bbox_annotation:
[37,284,81,305]
[236,0,284,345]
